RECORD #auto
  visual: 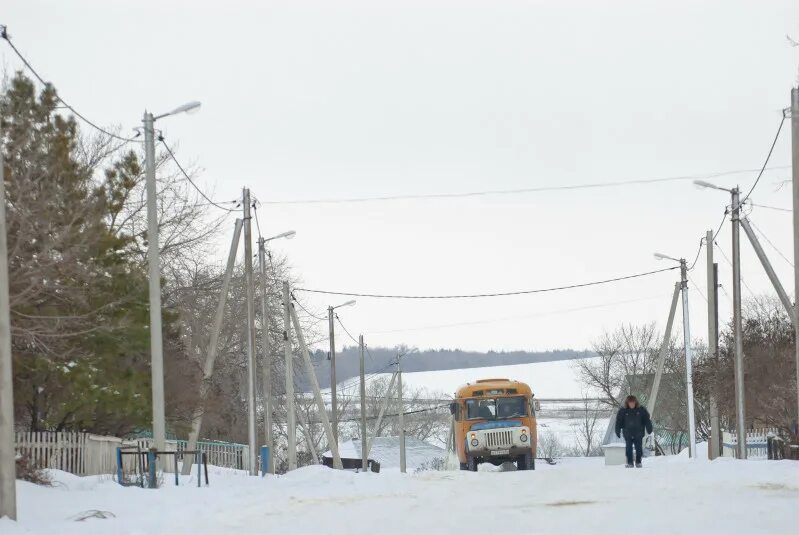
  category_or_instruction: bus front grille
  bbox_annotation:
[484,429,513,449]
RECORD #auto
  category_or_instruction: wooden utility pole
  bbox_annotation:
[706,231,720,460]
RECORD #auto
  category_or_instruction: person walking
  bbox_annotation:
[615,395,653,468]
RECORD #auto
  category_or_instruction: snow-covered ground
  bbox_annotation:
[4,455,797,534]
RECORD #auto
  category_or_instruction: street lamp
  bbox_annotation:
[258,229,296,474]
[143,101,201,455]
[653,252,697,458]
[694,180,747,459]
[328,299,356,443]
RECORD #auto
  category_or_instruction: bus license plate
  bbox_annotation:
[490,449,509,456]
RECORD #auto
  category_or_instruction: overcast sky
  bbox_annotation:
[4,1,799,353]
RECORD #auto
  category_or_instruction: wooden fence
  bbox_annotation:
[15,432,250,476]
[15,432,138,476]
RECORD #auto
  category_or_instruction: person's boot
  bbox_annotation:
[625,463,634,468]
[635,462,642,468]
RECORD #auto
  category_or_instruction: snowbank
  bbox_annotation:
[3,456,797,534]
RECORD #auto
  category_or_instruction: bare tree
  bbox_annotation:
[571,395,603,456]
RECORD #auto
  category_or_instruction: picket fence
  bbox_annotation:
[15,431,250,476]
[721,428,782,459]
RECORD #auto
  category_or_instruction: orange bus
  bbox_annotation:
[449,378,538,471]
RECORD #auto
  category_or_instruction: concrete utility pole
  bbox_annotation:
[648,282,680,421]
[731,187,747,458]
[679,259,697,458]
[706,231,720,460]
[242,189,258,475]
[182,219,243,475]
[397,355,406,474]
[365,371,398,459]
[359,335,368,471]
[328,306,337,443]
[791,86,799,434]
[740,218,795,322]
[143,111,166,456]
[289,303,343,469]
[140,101,200,458]
[283,281,297,471]
[258,238,274,474]
[0,135,17,520]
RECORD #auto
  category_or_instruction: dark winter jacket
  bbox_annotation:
[615,406,653,439]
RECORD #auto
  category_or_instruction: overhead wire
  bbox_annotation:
[747,218,794,268]
[366,293,671,335]
[159,138,239,213]
[259,166,790,205]
[714,240,756,296]
[749,202,791,213]
[293,266,678,300]
[741,115,787,203]
[1,26,140,144]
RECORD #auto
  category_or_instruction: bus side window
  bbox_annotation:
[449,402,461,420]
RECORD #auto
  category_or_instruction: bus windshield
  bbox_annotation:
[466,396,527,420]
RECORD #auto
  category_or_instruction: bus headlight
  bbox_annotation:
[520,433,528,443]
[470,439,479,447]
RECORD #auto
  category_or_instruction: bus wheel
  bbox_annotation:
[467,457,479,472]
[459,463,468,471]
[518,453,534,471]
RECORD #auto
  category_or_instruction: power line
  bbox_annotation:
[715,241,756,296]
[294,266,678,300]
[366,293,670,335]
[1,26,140,144]
[335,313,361,345]
[741,115,787,203]
[748,218,794,268]
[159,138,239,213]
[750,202,791,213]
[290,295,327,321]
[259,166,790,205]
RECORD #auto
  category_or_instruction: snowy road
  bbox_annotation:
[4,457,797,534]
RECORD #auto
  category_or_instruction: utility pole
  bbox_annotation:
[679,259,697,458]
[791,85,799,435]
[182,220,243,475]
[0,134,17,520]
[289,303,342,469]
[143,111,166,456]
[706,231,720,460]
[242,188,257,475]
[648,282,680,421]
[740,218,795,322]
[359,335,367,471]
[731,186,747,458]
[283,281,297,471]
[397,354,406,473]
[328,306,338,443]
[258,238,273,474]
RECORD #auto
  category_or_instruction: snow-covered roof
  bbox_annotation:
[322,436,445,470]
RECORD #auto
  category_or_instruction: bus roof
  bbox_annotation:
[454,378,533,398]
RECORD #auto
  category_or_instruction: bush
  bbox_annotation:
[16,454,52,486]
[414,457,447,473]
